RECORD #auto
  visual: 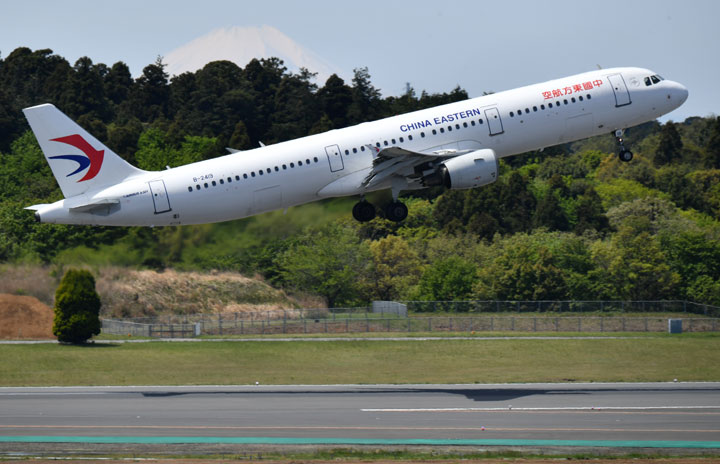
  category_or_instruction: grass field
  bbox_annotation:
[1,335,718,386]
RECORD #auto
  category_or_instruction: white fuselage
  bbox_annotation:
[36,67,688,226]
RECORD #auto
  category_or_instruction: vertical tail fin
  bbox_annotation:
[23,104,148,198]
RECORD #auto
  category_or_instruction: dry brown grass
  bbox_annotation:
[0,264,315,320]
[0,293,54,339]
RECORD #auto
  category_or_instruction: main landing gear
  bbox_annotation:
[615,129,633,162]
[352,199,408,223]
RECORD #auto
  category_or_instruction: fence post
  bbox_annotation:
[622,318,626,331]
[262,320,265,334]
[449,317,453,332]
[346,318,349,333]
[511,317,515,331]
[555,317,558,332]
[600,318,603,332]
[428,318,432,332]
[304,318,307,334]
[533,317,537,332]
[387,318,390,332]
[366,318,369,333]
[325,319,328,333]
[578,317,581,332]
[490,317,494,331]
[407,317,411,332]
[219,314,222,336]
[645,318,648,332]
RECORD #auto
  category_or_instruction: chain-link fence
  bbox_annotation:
[101,300,720,338]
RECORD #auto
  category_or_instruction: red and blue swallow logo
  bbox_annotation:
[49,134,105,182]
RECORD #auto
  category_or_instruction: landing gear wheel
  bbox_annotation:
[619,150,634,162]
[384,201,408,222]
[352,201,376,222]
[614,130,633,163]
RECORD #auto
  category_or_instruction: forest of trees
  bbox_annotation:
[1,47,719,308]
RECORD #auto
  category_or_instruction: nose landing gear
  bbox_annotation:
[615,129,633,162]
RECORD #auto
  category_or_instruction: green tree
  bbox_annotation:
[704,117,720,169]
[368,235,422,301]
[416,256,477,301]
[655,121,683,166]
[53,269,102,344]
[278,223,371,307]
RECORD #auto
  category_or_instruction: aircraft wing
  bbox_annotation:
[361,145,471,188]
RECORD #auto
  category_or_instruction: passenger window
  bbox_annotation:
[352,148,357,153]
[298,161,303,166]
[455,124,460,129]
[290,163,294,168]
[275,166,279,171]
[376,142,381,148]
[361,146,365,151]
[578,96,583,101]
[525,108,530,114]
[314,157,319,162]
[447,126,452,132]
[463,122,468,128]
[391,138,396,144]
[196,185,200,190]
[439,128,445,133]
[432,129,437,135]
[587,94,591,100]
[479,119,484,125]
[399,137,404,143]
[258,170,263,176]
[219,179,224,184]
[306,158,310,164]
[282,164,287,170]
[548,102,553,108]
[235,175,240,181]
[571,97,576,103]
[540,104,545,110]
[510,111,514,117]
[533,106,537,112]
[471,121,476,126]
[645,76,652,86]
[383,140,389,146]
[204,182,208,188]
[345,149,349,155]
[187,186,193,192]
[563,99,568,105]
[421,132,426,137]
[408,135,413,140]
[243,173,248,179]
[212,180,217,186]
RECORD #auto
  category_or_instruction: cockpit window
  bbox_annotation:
[644,76,652,86]
[651,75,661,84]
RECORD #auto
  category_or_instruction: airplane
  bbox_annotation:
[23,67,687,226]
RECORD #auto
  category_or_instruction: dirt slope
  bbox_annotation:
[0,293,54,339]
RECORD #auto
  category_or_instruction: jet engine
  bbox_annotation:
[422,149,498,190]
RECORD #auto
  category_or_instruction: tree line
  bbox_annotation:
[0,47,719,309]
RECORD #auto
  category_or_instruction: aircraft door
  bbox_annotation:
[325,144,344,172]
[148,179,172,214]
[484,107,504,136]
[607,73,632,107]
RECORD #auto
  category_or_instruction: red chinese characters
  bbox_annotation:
[542,79,603,99]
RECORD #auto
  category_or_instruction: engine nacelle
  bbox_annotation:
[438,149,498,190]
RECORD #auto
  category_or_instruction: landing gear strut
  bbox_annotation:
[352,200,376,222]
[615,129,633,162]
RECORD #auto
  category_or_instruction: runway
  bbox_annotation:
[1,383,719,450]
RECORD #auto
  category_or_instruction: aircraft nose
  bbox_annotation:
[669,81,689,105]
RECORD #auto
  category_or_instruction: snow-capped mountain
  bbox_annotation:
[163,25,343,84]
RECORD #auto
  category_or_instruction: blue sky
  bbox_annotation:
[2,0,717,122]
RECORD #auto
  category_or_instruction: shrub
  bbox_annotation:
[53,269,101,344]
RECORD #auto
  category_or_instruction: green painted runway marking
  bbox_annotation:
[1,436,719,448]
